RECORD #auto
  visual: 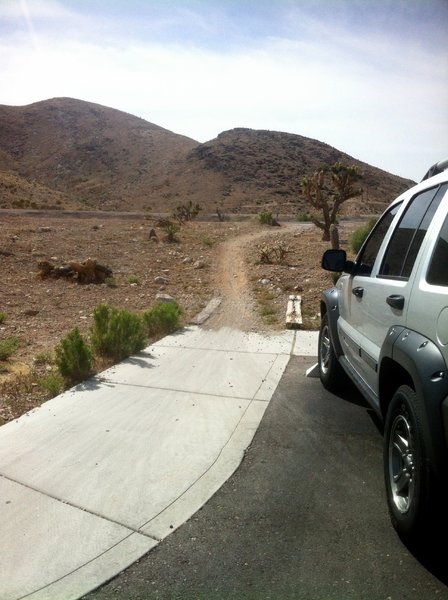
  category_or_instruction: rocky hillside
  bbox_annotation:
[0,97,414,215]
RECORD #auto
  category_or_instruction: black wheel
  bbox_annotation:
[384,385,433,542]
[318,313,345,392]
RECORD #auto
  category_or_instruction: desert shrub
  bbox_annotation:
[0,311,7,324]
[173,201,202,223]
[257,243,272,264]
[128,274,140,285]
[158,219,180,242]
[38,372,65,397]
[297,211,312,222]
[332,271,342,285]
[258,211,273,225]
[91,304,146,361]
[351,218,378,254]
[272,242,290,264]
[105,276,117,288]
[255,288,277,325]
[201,236,214,247]
[143,301,183,337]
[0,337,19,361]
[55,328,93,384]
[33,351,53,365]
[256,242,290,265]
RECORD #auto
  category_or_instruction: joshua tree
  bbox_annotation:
[173,200,202,224]
[301,162,362,243]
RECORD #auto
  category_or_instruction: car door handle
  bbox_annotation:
[386,295,405,310]
[352,287,364,298]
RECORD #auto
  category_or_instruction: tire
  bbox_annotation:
[318,313,345,392]
[384,385,433,542]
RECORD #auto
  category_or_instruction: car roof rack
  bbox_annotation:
[421,158,448,181]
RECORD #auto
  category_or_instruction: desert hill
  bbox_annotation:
[0,97,414,214]
[0,97,198,211]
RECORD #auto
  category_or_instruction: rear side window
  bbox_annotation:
[427,213,448,286]
[379,184,448,279]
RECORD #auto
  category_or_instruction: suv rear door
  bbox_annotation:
[406,187,448,365]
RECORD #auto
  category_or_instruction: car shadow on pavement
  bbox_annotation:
[333,379,384,435]
[406,528,448,587]
[336,380,448,587]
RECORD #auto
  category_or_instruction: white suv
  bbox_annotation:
[319,159,448,542]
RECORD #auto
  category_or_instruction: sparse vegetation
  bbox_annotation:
[0,209,335,426]
[0,337,19,361]
[90,304,146,362]
[258,211,274,225]
[38,372,65,397]
[173,200,202,224]
[143,301,183,337]
[201,235,214,247]
[105,276,117,288]
[256,242,290,265]
[0,311,7,324]
[297,211,312,222]
[159,219,181,242]
[255,288,278,325]
[33,351,53,365]
[55,327,93,385]
[128,274,140,285]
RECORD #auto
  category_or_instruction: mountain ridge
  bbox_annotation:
[0,97,414,214]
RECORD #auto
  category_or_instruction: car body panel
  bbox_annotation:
[320,163,448,489]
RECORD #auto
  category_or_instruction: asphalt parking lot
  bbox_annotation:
[84,356,448,600]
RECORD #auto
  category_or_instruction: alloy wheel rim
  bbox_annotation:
[389,413,415,514]
[320,325,331,375]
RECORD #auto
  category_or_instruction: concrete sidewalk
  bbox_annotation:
[0,326,318,600]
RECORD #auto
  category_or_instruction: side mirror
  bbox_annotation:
[321,249,354,273]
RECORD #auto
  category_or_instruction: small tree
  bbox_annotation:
[55,328,93,384]
[301,162,362,243]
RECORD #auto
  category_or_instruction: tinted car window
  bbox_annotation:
[380,184,447,279]
[355,203,400,275]
[427,212,448,286]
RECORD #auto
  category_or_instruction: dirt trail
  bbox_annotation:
[206,226,285,331]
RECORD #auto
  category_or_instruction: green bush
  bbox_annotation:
[164,222,180,242]
[173,200,202,223]
[38,372,65,397]
[0,311,7,324]
[33,351,53,365]
[55,328,93,384]
[128,274,140,285]
[201,236,214,247]
[351,218,378,254]
[91,304,146,361]
[297,211,312,222]
[0,337,19,361]
[105,276,117,288]
[258,211,273,225]
[143,301,183,337]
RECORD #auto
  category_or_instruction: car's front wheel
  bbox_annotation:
[384,385,433,542]
[318,313,345,392]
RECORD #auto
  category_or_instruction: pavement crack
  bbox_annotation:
[0,472,159,542]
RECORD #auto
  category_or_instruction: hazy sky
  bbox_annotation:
[1,0,447,181]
